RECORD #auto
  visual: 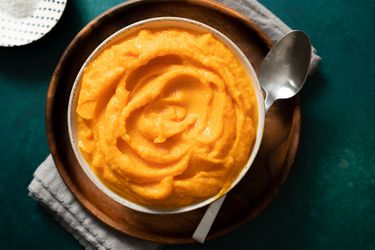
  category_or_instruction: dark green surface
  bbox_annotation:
[0,0,374,249]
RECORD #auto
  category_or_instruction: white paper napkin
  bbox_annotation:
[28,1,320,249]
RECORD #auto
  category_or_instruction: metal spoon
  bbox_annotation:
[192,30,312,243]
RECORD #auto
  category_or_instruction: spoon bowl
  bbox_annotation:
[261,31,312,111]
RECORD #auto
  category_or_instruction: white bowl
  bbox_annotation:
[68,17,265,214]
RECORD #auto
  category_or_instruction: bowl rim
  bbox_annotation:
[67,16,265,214]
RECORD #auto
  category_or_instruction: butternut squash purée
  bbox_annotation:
[76,28,258,207]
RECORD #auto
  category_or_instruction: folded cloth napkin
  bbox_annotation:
[28,1,321,249]
[28,156,160,250]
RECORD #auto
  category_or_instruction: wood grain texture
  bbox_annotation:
[46,0,301,244]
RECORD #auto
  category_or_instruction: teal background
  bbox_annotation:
[0,0,374,249]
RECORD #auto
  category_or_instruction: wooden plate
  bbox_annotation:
[46,0,300,244]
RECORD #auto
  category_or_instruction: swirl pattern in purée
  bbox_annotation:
[76,28,258,207]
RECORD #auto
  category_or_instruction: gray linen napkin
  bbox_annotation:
[28,1,321,249]
[28,156,160,250]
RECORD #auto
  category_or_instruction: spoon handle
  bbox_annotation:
[192,195,226,243]
[264,93,274,113]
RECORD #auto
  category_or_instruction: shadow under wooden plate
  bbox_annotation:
[46,0,301,244]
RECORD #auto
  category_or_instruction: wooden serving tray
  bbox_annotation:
[46,0,300,244]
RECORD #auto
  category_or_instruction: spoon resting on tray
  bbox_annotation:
[192,30,312,243]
